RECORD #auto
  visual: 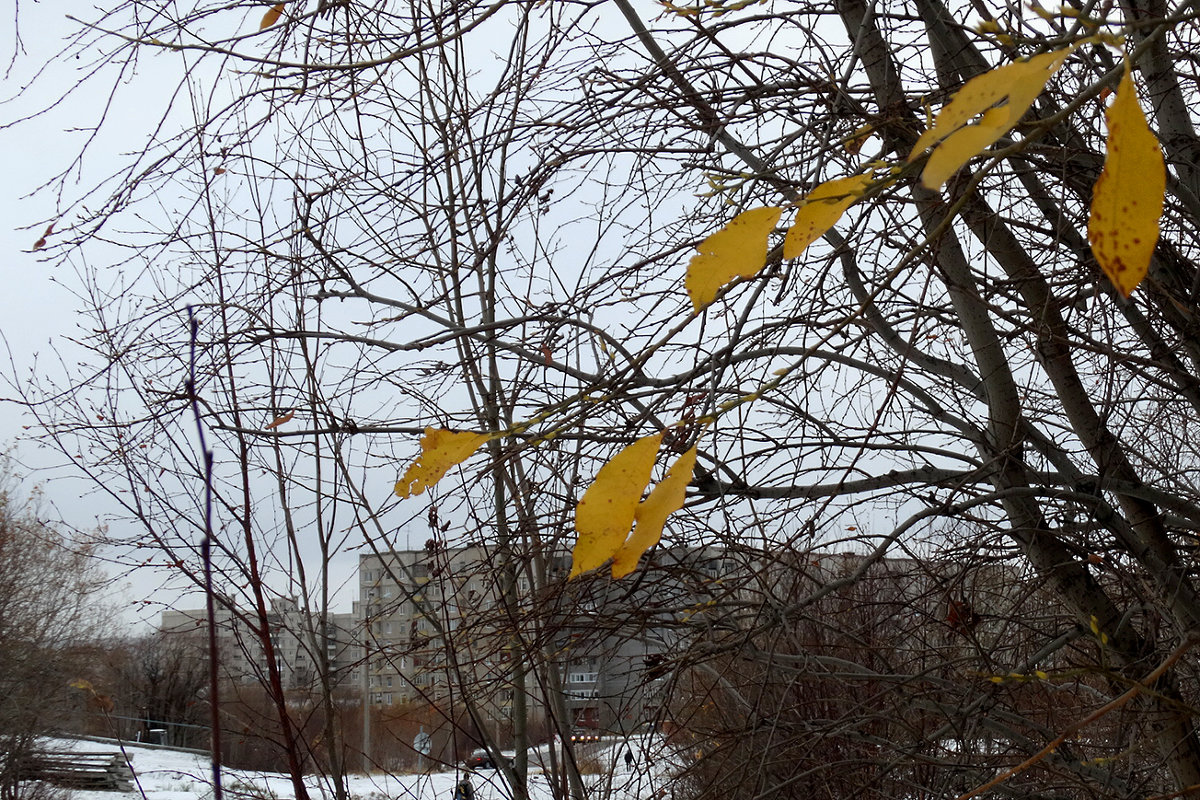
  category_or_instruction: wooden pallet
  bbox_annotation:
[16,750,134,792]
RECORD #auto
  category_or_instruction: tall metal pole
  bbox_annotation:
[362,633,371,773]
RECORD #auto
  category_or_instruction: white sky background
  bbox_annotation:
[0,6,173,626]
[0,4,380,628]
[0,1,794,629]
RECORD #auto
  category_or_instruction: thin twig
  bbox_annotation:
[956,633,1200,800]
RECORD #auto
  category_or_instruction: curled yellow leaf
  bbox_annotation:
[910,48,1073,189]
[1088,66,1164,298]
[611,445,697,579]
[686,207,782,311]
[260,3,285,29]
[571,434,663,577]
[783,174,872,259]
[395,428,490,498]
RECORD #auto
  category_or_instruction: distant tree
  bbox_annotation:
[0,484,107,800]
[96,633,212,748]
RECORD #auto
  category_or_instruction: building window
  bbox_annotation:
[569,672,598,684]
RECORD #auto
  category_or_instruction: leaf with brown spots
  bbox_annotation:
[685,207,782,310]
[571,433,662,577]
[1088,65,1164,298]
[909,47,1073,189]
[395,428,491,498]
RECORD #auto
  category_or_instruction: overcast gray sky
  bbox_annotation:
[1,6,359,626]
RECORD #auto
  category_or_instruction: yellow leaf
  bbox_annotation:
[1087,66,1164,298]
[571,434,663,577]
[395,428,490,498]
[70,678,94,691]
[910,48,1073,189]
[612,445,697,578]
[783,175,872,259]
[260,3,285,29]
[685,207,782,310]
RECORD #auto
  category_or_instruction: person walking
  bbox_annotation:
[453,777,475,800]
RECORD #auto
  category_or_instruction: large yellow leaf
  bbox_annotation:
[910,48,1073,189]
[686,207,782,310]
[571,433,663,577]
[395,428,490,498]
[1088,67,1164,298]
[612,445,698,579]
[783,175,873,259]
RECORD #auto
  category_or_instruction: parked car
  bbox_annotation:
[462,748,515,769]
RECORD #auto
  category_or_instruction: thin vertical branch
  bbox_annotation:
[186,306,223,800]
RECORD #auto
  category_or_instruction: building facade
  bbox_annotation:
[160,597,361,693]
[358,543,737,735]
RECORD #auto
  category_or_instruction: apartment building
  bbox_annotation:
[359,545,520,714]
[160,596,361,692]
[358,542,738,735]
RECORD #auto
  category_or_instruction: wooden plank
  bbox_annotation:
[15,750,135,792]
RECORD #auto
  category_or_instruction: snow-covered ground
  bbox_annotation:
[55,736,674,800]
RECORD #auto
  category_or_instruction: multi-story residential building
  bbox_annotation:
[547,545,738,733]
[359,544,519,717]
[358,542,738,736]
[160,596,361,692]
